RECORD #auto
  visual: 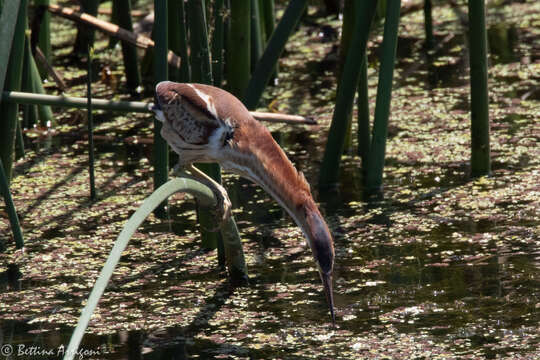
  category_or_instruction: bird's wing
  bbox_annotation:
[159,90,219,146]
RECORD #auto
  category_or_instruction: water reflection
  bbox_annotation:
[488,23,518,64]
[1,4,538,359]
[0,264,21,292]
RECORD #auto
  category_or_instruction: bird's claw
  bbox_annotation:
[174,163,232,232]
[199,184,232,232]
[203,183,232,232]
[172,163,182,174]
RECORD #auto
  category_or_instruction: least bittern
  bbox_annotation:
[153,82,335,323]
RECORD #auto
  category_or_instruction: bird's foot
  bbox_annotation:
[205,182,232,231]
[171,162,187,176]
[175,164,232,231]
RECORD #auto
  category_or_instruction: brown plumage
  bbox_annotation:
[153,81,335,323]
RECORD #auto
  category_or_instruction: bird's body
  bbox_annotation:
[154,81,335,323]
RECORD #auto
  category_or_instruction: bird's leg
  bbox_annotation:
[187,165,233,231]
[173,163,232,230]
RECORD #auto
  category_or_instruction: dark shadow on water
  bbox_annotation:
[488,23,519,64]
[2,3,539,359]
[0,264,22,292]
[19,166,86,221]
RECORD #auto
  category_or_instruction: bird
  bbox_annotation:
[152,81,335,324]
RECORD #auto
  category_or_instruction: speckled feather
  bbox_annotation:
[155,82,314,213]
[154,81,335,323]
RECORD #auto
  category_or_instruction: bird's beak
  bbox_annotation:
[320,271,335,325]
[302,203,336,325]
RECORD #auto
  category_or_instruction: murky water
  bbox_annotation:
[1,2,539,359]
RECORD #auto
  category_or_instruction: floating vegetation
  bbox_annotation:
[0,0,539,358]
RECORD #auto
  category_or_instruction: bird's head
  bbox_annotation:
[299,201,335,324]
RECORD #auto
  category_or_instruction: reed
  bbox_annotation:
[357,54,370,175]
[73,0,99,55]
[0,0,25,249]
[176,0,191,82]
[153,0,169,217]
[243,0,307,109]
[318,0,377,190]
[188,0,223,250]
[251,0,264,70]
[63,176,248,360]
[468,0,491,177]
[34,0,51,77]
[211,0,225,86]
[167,0,182,82]
[365,0,401,194]
[0,158,24,249]
[226,0,251,98]
[87,45,97,200]
[115,0,141,92]
[424,0,434,49]
[0,0,26,183]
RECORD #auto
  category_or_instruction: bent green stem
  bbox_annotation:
[63,176,248,360]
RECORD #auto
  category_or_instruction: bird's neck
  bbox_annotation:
[246,150,334,275]
[226,127,315,229]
